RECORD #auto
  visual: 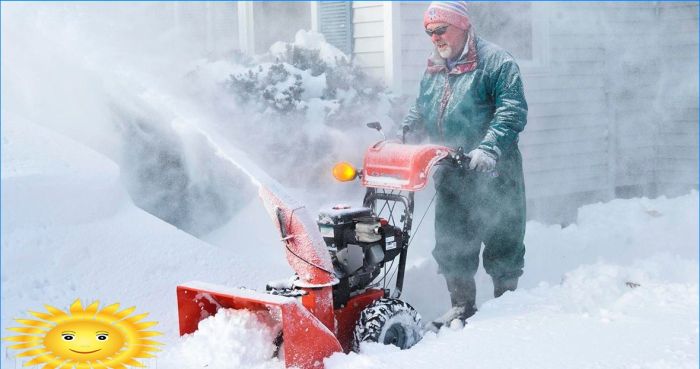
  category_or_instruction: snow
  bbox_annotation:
[3,112,696,369]
[178,281,295,306]
[270,30,348,67]
[159,309,284,369]
[2,5,698,369]
[330,257,698,369]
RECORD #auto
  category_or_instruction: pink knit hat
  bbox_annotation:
[423,1,471,31]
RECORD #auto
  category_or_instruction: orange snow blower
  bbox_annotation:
[177,123,467,369]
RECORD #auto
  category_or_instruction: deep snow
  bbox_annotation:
[2,105,698,369]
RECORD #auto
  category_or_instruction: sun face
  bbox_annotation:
[43,320,126,360]
[4,299,161,369]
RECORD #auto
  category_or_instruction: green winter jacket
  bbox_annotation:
[404,36,527,246]
[403,36,527,164]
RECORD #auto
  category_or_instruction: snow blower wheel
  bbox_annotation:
[352,298,423,352]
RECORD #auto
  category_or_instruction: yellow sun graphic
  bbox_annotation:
[4,299,162,369]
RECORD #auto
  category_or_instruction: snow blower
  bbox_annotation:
[176,122,468,369]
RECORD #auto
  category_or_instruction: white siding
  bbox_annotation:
[352,2,385,80]
[399,2,431,97]
[655,2,699,195]
[176,2,238,56]
[519,3,612,206]
[393,2,698,221]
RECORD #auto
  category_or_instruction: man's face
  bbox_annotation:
[426,22,467,59]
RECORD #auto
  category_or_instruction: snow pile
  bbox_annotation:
[1,117,125,230]
[160,309,284,369]
[330,256,698,369]
[0,119,287,352]
[522,192,699,287]
[401,190,699,321]
[270,30,348,67]
[3,103,697,369]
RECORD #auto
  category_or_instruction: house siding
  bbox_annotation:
[655,2,699,195]
[393,2,698,221]
[171,3,239,56]
[352,2,385,80]
[399,2,431,97]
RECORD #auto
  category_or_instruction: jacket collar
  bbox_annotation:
[426,28,478,75]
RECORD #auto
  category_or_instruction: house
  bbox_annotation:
[185,2,699,222]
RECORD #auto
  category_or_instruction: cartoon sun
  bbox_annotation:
[4,299,161,369]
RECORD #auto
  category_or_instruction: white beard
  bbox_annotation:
[438,46,453,59]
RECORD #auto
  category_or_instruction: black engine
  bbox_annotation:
[317,204,403,308]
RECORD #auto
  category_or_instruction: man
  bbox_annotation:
[402,1,527,330]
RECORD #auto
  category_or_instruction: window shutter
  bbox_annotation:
[318,2,352,55]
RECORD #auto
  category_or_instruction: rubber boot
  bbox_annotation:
[493,277,518,298]
[427,276,477,332]
[446,276,476,308]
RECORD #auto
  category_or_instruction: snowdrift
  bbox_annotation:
[2,116,697,369]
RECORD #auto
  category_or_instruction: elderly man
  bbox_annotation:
[403,1,527,330]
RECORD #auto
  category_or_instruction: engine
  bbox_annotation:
[317,204,403,308]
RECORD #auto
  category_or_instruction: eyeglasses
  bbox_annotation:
[425,25,449,37]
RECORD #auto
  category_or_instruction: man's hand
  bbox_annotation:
[466,148,497,172]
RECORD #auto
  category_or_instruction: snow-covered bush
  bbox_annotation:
[217,30,409,188]
[227,63,305,115]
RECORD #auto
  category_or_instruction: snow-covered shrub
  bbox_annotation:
[227,63,305,115]
[216,30,409,188]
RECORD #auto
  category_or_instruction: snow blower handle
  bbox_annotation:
[446,147,499,178]
[366,121,386,141]
[401,124,410,144]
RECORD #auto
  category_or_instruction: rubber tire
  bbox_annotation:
[352,298,423,352]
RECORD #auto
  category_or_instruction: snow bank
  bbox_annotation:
[1,118,125,230]
[402,190,699,320]
[0,118,288,366]
[4,116,695,369]
[159,309,284,369]
[330,255,698,369]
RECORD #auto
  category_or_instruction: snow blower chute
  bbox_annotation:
[177,123,467,369]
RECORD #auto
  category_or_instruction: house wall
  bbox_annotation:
[654,2,699,196]
[400,2,431,97]
[352,2,386,80]
[521,3,614,220]
[394,2,698,222]
[175,2,238,56]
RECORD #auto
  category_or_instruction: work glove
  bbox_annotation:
[466,148,497,172]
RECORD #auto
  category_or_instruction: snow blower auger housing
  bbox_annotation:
[177,123,463,369]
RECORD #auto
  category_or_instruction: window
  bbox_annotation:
[468,2,549,70]
[317,2,353,55]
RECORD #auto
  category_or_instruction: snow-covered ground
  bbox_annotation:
[2,108,697,369]
[2,4,698,369]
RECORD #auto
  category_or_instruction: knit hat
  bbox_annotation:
[423,1,471,31]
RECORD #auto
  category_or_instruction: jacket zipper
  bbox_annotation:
[436,71,452,142]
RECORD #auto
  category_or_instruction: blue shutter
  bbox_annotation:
[318,2,353,55]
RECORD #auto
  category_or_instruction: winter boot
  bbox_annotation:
[426,304,477,332]
[426,276,477,332]
[493,277,519,298]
